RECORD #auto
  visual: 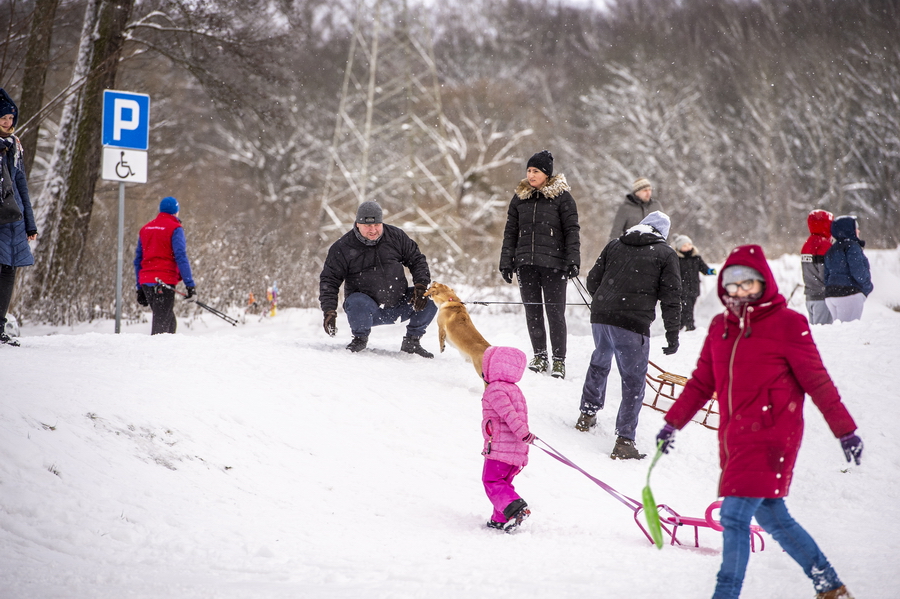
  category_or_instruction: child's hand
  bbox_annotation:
[522,432,536,444]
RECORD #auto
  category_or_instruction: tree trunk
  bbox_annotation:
[25,0,134,323]
[18,0,60,175]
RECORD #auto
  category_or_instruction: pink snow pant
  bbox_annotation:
[482,458,522,523]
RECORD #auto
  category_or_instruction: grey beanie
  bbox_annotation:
[721,265,764,285]
[640,211,671,240]
[356,201,383,224]
[672,234,692,250]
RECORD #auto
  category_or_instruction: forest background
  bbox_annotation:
[0,0,897,324]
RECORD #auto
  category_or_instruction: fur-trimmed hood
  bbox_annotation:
[515,173,570,200]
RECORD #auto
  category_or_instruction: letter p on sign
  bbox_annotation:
[102,90,150,151]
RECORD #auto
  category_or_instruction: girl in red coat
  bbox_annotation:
[655,245,862,599]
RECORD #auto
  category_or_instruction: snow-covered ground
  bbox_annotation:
[3,249,899,599]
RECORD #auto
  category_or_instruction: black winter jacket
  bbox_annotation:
[499,174,580,273]
[586,228,681,336]
[675,249,712,299]
[319,224,430,313]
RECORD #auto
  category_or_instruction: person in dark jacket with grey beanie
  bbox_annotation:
[575,211,681,460]
[320,201,437,356]
[499,150,580,379]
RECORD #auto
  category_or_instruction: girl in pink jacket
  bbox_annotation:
[480,346,534,532]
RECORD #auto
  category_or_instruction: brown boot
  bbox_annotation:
[816,586,854,599]
[610,436,646,460]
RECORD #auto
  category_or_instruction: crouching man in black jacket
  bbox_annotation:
[575,211,682,460]
[319,201,437,356]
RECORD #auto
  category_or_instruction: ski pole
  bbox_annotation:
[571,276,593,308]
[155,279,239,326]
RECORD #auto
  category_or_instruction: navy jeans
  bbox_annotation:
[713,496,843,599]
[343,289,437,338]
[579,323,649,440]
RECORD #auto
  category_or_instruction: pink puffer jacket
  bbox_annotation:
[481,346,531,467]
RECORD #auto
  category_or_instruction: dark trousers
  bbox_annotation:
[680,295,697,329]
[0,264,16,328]
[143,284,177,335]
[517,265,568,359]
[343,289,437,338]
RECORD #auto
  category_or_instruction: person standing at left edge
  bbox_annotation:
[499,150,580,379]
[134,196,196,335]
[0,89,38,347]
[319,200,437,356]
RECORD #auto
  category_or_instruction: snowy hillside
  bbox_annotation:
[2,250,899,599]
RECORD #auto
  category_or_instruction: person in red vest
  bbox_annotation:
[133,196,196,334]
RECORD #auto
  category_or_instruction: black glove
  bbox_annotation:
[566,264,579,279]
[840,433,863,465]
[500,268,514,284]
[656,423,676,454]
[136,287,149,306]
[411,283,428,312]
[522,432,536,444]
[185,286,196,299]
[662,330,679,355]
[323,310,337,337]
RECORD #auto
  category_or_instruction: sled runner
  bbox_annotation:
[644,360,719,430]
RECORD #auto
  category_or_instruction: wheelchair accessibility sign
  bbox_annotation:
[101,90,149,184]
[102,147,147,183]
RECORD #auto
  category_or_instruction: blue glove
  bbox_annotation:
[840,433,863,465]
[707,268,717,275]
[656,423,676,454]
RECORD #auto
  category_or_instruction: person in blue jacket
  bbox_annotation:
[824,215,872,322]
[0,89,38,346]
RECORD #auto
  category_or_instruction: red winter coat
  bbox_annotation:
[137,213,184,286]
[665,245,857,498]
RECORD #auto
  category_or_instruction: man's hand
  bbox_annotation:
[323,310,337,337]
[411,283,428,312]
[662,330,679,355]
[185,286,196,299]
[136,287,149,307]
[500,268,513,284]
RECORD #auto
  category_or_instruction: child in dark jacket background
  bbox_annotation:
[824,215,873,322]
[672,235,715,331]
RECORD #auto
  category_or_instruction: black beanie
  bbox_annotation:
[526,150,553,178]
[0,89,17,128]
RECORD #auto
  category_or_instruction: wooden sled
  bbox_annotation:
[644,360,719,430]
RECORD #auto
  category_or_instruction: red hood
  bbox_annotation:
[717,244,783,308]
[801,210,834,256]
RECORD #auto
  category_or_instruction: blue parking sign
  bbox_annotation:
[102,90,150,150]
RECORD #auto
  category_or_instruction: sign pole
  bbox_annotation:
[115,180,125,333]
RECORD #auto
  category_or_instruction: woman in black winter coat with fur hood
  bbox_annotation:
[499,150,580,379]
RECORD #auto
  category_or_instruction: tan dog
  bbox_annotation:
[424,282,491,377]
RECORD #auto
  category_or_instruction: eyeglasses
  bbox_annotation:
[724,280,758,294]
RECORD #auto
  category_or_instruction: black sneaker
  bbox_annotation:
[0,331,20,347]
[550,358,565,379]
[502,499,531,532]
[400,335,434,358]
[610,436,646,460]
[346,336,369,352]
[528,352,548,373]
[575,412,596,432]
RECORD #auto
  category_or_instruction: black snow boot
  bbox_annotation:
[346,335,369,352]
[502,498,531,532]
[610,436,646,460]
[400,335,433,358]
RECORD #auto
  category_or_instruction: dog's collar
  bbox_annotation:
[449,296,462,303]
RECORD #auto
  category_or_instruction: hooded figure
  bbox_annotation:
[657,244,860,599]
[800,209,834,324]
[823,215,872,323]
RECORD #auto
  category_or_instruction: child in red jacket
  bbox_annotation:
[801,209,834,324]
[655,245,862,599]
